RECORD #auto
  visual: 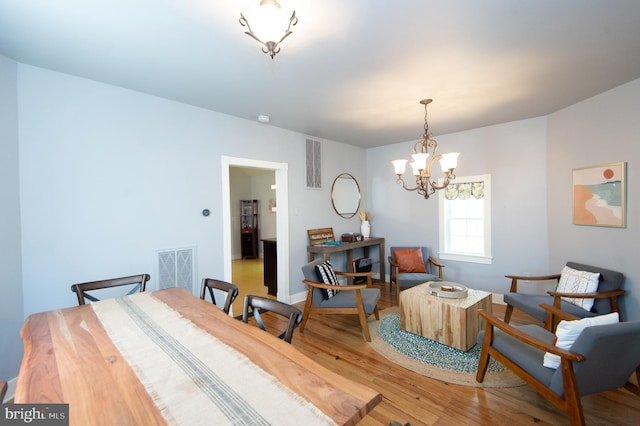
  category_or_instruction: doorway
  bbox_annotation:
[221,156,290,316]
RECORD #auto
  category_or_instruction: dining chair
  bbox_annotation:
[242,295,303,344]
[199,278,239,315]
[503,261,625,330]
[71,273,151,305]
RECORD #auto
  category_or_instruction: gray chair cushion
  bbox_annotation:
[319,288,380,314]
[503,294,599,323]
[478,324,557,388]
[397,273,441,289]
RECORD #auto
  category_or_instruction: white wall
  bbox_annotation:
[229,168,252,258]
[547,78,640,321]
[17,64,368,317]
[252,172,277,246]
[0,54,24,380]
[12,59,640,370]
[367,117,550,294]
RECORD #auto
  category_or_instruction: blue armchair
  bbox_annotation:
[300,258,380,341]
[477,304,640,426]
[503,261,625,330]
[389,246,445,305]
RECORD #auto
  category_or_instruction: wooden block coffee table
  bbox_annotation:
[399,282,492,351]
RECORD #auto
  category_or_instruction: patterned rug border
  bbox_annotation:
[368,308,524,388]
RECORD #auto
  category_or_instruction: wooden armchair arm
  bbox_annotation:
[336,270,375,287]
[546,289,625,322]
[505,273,561,293]
[547,289,625,299]
[335,271,376,278]
[428,256,445,279]
[478,310,585,362]
[302,279,368,291]
[539,303,579,322]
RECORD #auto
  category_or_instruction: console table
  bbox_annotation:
[307,237,385,283]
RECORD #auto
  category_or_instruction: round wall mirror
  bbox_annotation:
[331,173,361,218]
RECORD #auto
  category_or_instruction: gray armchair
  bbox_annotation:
[503,261,625,330]
[477,304,640,426]
[389,246,444,305]
[301,258,380,341]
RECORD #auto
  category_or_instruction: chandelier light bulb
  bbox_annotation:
[411,152,429,169]
[392,159,408,175]
[439,152,460,172]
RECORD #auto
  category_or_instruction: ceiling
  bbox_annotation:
[1,0,640,148]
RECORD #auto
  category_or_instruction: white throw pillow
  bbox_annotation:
[555,266,600,311]
[543,312,619,369]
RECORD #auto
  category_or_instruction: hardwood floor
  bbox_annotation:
[258,281,639,425]
[231,258,274,316]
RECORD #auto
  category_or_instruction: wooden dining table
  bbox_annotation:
[16,288,381,425]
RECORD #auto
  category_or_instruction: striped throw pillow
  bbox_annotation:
[315,261,341,299]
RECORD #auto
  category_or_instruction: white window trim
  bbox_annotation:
[438,174,493,265]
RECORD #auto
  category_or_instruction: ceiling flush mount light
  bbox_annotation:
[239,0,298,59]
[392,99,460,199]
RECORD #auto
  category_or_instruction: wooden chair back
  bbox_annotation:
[71,274,150,305]
[242,295,303,343]
[199,278,239,314]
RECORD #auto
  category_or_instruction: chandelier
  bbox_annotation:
[239,0,298,59]
[392,99,460,199]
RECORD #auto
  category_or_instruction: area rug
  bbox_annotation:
[368,308,524,388]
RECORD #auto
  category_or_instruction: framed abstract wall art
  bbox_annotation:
[572,162,626,228]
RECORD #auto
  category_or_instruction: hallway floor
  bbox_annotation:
[230,258,274,317]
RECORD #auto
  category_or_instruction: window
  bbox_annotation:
[438,174,492,264]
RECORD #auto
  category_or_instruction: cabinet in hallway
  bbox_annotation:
[240,200,259,259]
[261,238,277,296]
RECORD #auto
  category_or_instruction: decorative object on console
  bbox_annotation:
[341,233,362,243]
[572,162,626,228]
[307,227,335,246]
[358,210,371,238]
[392,99,460,199]
[239,0,298,59]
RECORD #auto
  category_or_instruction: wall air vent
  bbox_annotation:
[157,247,195,293]
[306,138,322,189]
